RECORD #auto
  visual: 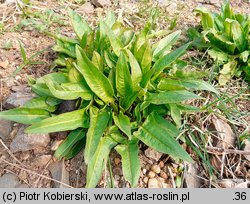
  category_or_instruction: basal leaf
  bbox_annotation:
[145,90,202,105]
[127,50,142,91]
[113,112,131,138]
[152,43,190,80]
[0,108,50,124]
[134,112,193,162]
[100,21,122,56]
[25,109,88,134]
[23,96,61,112]
[55,128,86,160]
[115,139,140,187]
[116,51,133,98]
[86,136,117,188]
[84,107,110,164]
[76,46,115,104]
[69,9,92,40]
[153,30,181,60]
[195,7,215,29]
[158,78,219,94]
[45,80,93,100]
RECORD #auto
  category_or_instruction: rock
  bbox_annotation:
[148,178,160,188]
[4,92,34,109]
[148,171,156,178]
[243,140,250,162]
[15,184,29,188]
[90,0,111,7]
[160,171,168,179]
[10,126,50,153]
[183,163,202,188]
[0,119,12,141]
[212,118,235,148]
[76,2,95,15]
[144,148,162,161]
[48,160,69,188]
[142,168,147,174]
[218,179,249,188]
[32,155,52,168]
[143,177,149,184]
[0,173,19,188]
[151,165,161,174]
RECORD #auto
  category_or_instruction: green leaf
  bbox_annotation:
[115,139,140,187]
[208,49,229,64]
[45,80,93,100]
[231,20,246,52]
[195,7,214,29]
[113,112,131,138]
[135,40,152,74]
[23,96,61,112]
[153,30,181,60]
[0,108,50,124]
[152,43,190,80]
[145,90,202,105]
[19,40,27,62]
[69,9,91,40]
[36,73,68,84]
[158,78,219,94]
[219,60,238,85]
[86,136,117,188]
[76,46,115,104]
[55,129,86,160]
[100,21,122,56]
[31,83,53,97]
[64,138,85,160]
[84,107,110,164]
[168,104,182,128]
[92,51,104,72]
[127,50,142,91]
[25,109,88,134]
[134,112,193,162]
[116,51,133,99]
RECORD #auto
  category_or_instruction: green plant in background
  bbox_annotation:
[189,0,250,85]
[0,10,218,188]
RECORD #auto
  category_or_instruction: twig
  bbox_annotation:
[0,139,28,168]
[0,158,73,188]
[167,166,176,188]
[207,146,250,155]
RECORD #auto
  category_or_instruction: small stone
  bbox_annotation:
[32,155,52,168]
[143,177,149,184]
[10,126,50,153]
[48,160,69,188]
[77,2,95,15]
[151,165,161,174]
[4,92,34,109]
[144,148,162,161]
[183,163,202,188]
[160,171,168,179]
[159,161,164,168]
[148,171,156,178]
[114,158,121,165]
[243,140,250,162]
[15,184,29,188]
[142,168,147,174]
[19,170,28,180]
[0,119,12,141]
[148,178,160,188]
[90,0,111,7]
[51,140,64,151]
[0,173,19,188]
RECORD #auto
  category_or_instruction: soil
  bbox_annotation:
[0,0,249,188]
